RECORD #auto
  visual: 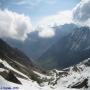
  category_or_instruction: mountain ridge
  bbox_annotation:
[37,26,90,69]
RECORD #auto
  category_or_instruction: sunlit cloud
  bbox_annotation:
[36,10,73,38]
[73,0,90,27]
[0,9,33,41]
[38,26,55,38]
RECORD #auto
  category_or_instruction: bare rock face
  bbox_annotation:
[70,78,88,89]
[6,71,22,84]
[0,63,5,68]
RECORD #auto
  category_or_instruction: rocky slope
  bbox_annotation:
[0,55,90,90]
[0,39,43,83]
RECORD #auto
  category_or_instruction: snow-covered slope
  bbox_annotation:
[0,58,90,90]
[0,58,77,90]
[50,58,90,90]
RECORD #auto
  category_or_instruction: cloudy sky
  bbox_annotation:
[0,0,79,23]
[0,0,90,40]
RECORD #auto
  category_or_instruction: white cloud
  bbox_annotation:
[38,26,55,38]
[73,0,90,27]
[0,0,73,40]
[38,10,73,27]
[36,0,90,38]
[36,10,73,38]
[1,0,90,40]
[0,9,32,41]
